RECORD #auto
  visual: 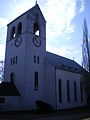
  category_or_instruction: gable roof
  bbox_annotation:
[8,4,46,26]
[0,82,20,96]
[46,52,83,74]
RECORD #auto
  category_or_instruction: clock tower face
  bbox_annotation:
[14,35,22,47]
[33,35,41,47]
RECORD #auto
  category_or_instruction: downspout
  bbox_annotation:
[55,67,57,110]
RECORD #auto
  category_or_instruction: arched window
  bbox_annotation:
[80,81,83,101]
[34,23,39,36]
[58,79,62,102]
[67,80,70,102]
[34,71,38,91]
[11,26,15,39]
[17,22,22,35]
[74,81,77,102]
[10,72,14,84]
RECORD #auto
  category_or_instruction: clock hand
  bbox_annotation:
[34,38,39,44]
[16,40,20,43]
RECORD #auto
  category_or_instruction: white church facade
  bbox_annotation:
[0,4,87,111]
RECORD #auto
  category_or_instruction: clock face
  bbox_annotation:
[15,35,22,47]
[33,35,41,47]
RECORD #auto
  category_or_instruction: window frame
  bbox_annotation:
[34,23,40,36]
[34,71,38,91]
[80,81,83,101]
[10,72,14,84]
[37,56,39,64]
[67,80,70,102]
[11,26,16,39]
[74,81,77,102]
[17,22,22,35]
[58,79,62,103]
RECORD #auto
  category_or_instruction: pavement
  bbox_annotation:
[0,107,90,120]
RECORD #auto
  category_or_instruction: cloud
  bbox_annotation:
[9,0,34,20]
[46,43,82,65]
[0,17,7,48]
[0,44,5,61]
[0,18,8,28]
[41,0,83,65]
[79,0,85,13]
[12,0,17,2]
[43,0,77,41]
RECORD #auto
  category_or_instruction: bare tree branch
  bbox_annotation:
[0,60,4,82]
[82,19,90,102]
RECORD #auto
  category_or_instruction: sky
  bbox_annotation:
[0,0,90,65]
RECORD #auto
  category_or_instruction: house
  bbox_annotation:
[0,3,87,111]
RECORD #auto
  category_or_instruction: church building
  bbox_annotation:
[0,4,87,111]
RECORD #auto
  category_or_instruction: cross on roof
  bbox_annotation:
[35,0,37,5]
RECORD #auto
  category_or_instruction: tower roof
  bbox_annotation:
[7,4,46,26]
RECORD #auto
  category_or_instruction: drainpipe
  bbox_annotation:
[55,67,57,110]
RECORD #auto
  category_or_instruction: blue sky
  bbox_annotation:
[0,0,90,65]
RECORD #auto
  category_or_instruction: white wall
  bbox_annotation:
[22,7,46,110]
[0,96,20,111]
[56,69,87,110]
[44,59,56,109]
[4,13,29,110]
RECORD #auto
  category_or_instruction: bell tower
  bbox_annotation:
[24,4,46,109]
[4,4,46,110]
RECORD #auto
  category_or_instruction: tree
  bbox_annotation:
[0,60,4,82]
[82,19,90,103]
[82,19,90,72]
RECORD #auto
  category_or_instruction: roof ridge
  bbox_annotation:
[46,51,75,62]
[46,51,83,74]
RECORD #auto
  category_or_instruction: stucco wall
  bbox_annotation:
[56,69,87,110]
[0,96,20,111]
[44,60,56,109]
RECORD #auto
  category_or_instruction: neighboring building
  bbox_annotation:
[0,4,87,111]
